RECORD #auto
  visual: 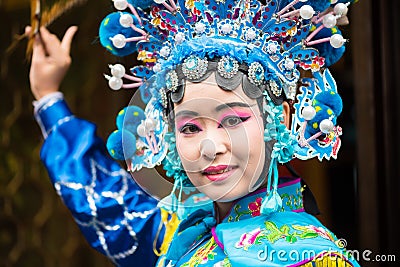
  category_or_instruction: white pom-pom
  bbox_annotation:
[322,14,337,28]
[302,106,316,120]
[245,28,257,40]
[153,63,162,73]
[299,5,315,20]
[119,13,133,27]
[284,58,295,70]
[195,22,206,34]
[145,118,157,131]
[221,23,233,34]
[174,32,185,44]
[108,77,123,90]
[334,3,348,16]
[137,123,147,137]
[110,34,126,48]
[267,43,278,54]
[159,46,171,57]
[113,0,128,10]
[330,34,345,48]
[154,0,166,4]
[110,64,126,78]
[320,119,334,133]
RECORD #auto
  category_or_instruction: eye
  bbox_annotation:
[219,116,251,128]
[179,123,202,134]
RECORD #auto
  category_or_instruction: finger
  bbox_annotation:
[31,35,46,62]
[39,27,61,56]
[61,26,78,54]
[25,26,32,36]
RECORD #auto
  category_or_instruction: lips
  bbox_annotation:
[202,165,237,181]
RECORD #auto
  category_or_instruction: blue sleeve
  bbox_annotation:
[35,98,164,266]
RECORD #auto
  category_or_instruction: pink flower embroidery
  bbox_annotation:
[248,197,263,217]
[304,225,334,241]
[235,228,262,250]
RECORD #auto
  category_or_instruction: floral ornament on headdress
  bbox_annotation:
[292,68,343,161]
[100,0,356,215]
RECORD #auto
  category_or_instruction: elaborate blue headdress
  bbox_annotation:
[99,0,356,217]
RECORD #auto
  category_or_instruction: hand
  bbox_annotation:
[28,26,78,100]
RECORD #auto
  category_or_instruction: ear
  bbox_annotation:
[282,101,291,129]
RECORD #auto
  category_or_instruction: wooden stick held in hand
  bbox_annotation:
[6,0,87,60]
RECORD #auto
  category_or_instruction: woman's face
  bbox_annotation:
[174,74,266,202]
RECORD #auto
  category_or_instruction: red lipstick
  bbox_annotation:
[202,165,237,182]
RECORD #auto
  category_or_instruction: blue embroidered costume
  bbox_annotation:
[32,0,362,266]
[35,94,163,266]
[34,94,360,266]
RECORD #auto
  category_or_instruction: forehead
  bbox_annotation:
[174,74,258,114]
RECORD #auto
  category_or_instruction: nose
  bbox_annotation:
[200,129,230,160]
[200,139,216,160]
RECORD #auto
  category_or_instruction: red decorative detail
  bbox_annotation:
[248,197,263,217]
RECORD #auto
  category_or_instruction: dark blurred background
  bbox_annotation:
[0,0,398,266]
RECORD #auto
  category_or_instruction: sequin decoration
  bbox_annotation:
[248,62,265,86]
[269,80,282,97]
[166,70,179,92]
[159,88,168,108]
[217,56,239,79]
[181,55,209,80]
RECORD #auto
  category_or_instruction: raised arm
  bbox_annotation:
[28,26,163,266]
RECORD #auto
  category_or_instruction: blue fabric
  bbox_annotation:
[157,180,361,267]
[37,99,163,266]
[165,209,216,262]
[35,99,73,137]
[36,99,360,267]
[214,212,359,266]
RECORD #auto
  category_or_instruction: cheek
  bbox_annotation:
[231,118,265,162]
[248,122,265,157]
[175,134,204,187]
[175,134,201,164]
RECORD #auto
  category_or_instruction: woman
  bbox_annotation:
[29,0,360,266]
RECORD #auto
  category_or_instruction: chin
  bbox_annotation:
[201,186,250,203]
[188,171,258,203]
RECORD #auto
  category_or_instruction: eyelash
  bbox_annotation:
[218,115,251,128]
[179,123,202,134]
[178,115,251,135]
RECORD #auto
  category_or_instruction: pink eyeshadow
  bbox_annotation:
[176,118,201,130]
[218,110,252,123]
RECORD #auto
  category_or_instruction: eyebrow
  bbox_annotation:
[175,102,255,118]
[215,102,255,112]
[175,110,199,118]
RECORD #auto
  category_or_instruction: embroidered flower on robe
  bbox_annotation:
[292,225,335,241]
[248,197,263,217]
[234,228,262,250]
